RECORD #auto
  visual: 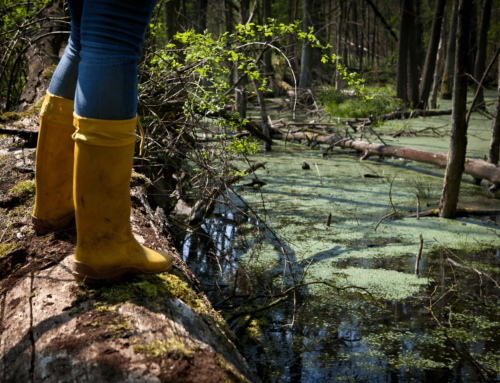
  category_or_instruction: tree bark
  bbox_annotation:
[362,0,397,42]
[299,0,312,87]
[359,0,365,73]
[440,0,458,100]
[16,2,67,112]
[235,0,249,118]
[164,0,182,42]
[251,78,272,151]
[467,0,478,76]
[439,0,472,219]
[263,0,273,73]
[488,57,500,165]
[225,0,234,87]
[407,1,420,107]
[430,9,447,109]
[335,0,343,91]
[418,0,447,108]
[473,0,492,110]
[396,0,411,103]
[284,0,298,83]
[197,0,208,33]
[351,1,358,69]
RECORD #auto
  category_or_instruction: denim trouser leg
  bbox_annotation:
[49,0,157,120]
[48,0,83,100]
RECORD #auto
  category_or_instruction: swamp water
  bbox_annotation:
[179,92,500,382]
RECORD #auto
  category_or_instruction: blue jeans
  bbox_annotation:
[48,0,157,120]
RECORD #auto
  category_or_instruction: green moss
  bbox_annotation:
[130,171,152,188]
[0,96,45,122]
[218,355,246,383]
[42,64,57,81]
[85,321,106,327]
[242,315,267,344]
[0,242,17,258]
[98,273,237,342]
[9,180,35,199]
[108,314,134,334]
[133,339,194,359]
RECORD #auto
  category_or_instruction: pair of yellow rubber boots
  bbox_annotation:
[32,92,172,282]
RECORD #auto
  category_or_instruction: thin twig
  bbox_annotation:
[311,154,322,184]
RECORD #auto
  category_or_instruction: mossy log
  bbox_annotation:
[275,132,500,184]
[0,185,260,383]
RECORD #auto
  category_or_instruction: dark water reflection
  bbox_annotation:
[176,208,500,382]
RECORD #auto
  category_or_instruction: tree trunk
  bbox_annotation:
[362,0,398,42]
[335,0,343,91]
[407,1,420,107]
[473,0,492,109]
[197,0,208,33]
[16,2,67,112]
[467,0,478,76]
[396,0,411,103]
[488,57,500,165]
[263,0,273,87]
[352,1,358,68]
[440,0,458,100]
[439,0,472,219]
[299,0,312,87]
[284,0,298,83]
[235,0,249,118]
[430,7,447,109]
[418,0,447,108]
[251,78,272,151]
[413,1,424,72]
[164,0,182,42]
[225,0,234,88]
[359,1,364,73]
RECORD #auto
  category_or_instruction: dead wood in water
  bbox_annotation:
[274,132,500,185]
[343,109,453,130]
[408,208,500,218]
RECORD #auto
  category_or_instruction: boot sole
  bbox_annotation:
[32,213,75,235]
[72,256,173,284]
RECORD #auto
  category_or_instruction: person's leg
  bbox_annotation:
[72,0,172,282]
[48,0,84,99]
[32,0,84,234]
[75,0,156,119]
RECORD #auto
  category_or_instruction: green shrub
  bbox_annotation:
[318,85,404,119]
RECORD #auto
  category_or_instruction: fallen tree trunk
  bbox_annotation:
[275,132,500,184]
[408,208,500,218]
[343,109,453,127]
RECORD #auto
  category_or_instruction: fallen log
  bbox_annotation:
[343,109,453,127]
[274,132,500,184]
[408,208,500,218]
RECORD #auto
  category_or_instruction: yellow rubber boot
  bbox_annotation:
[32,92,76,234]
[71,114,172,283]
